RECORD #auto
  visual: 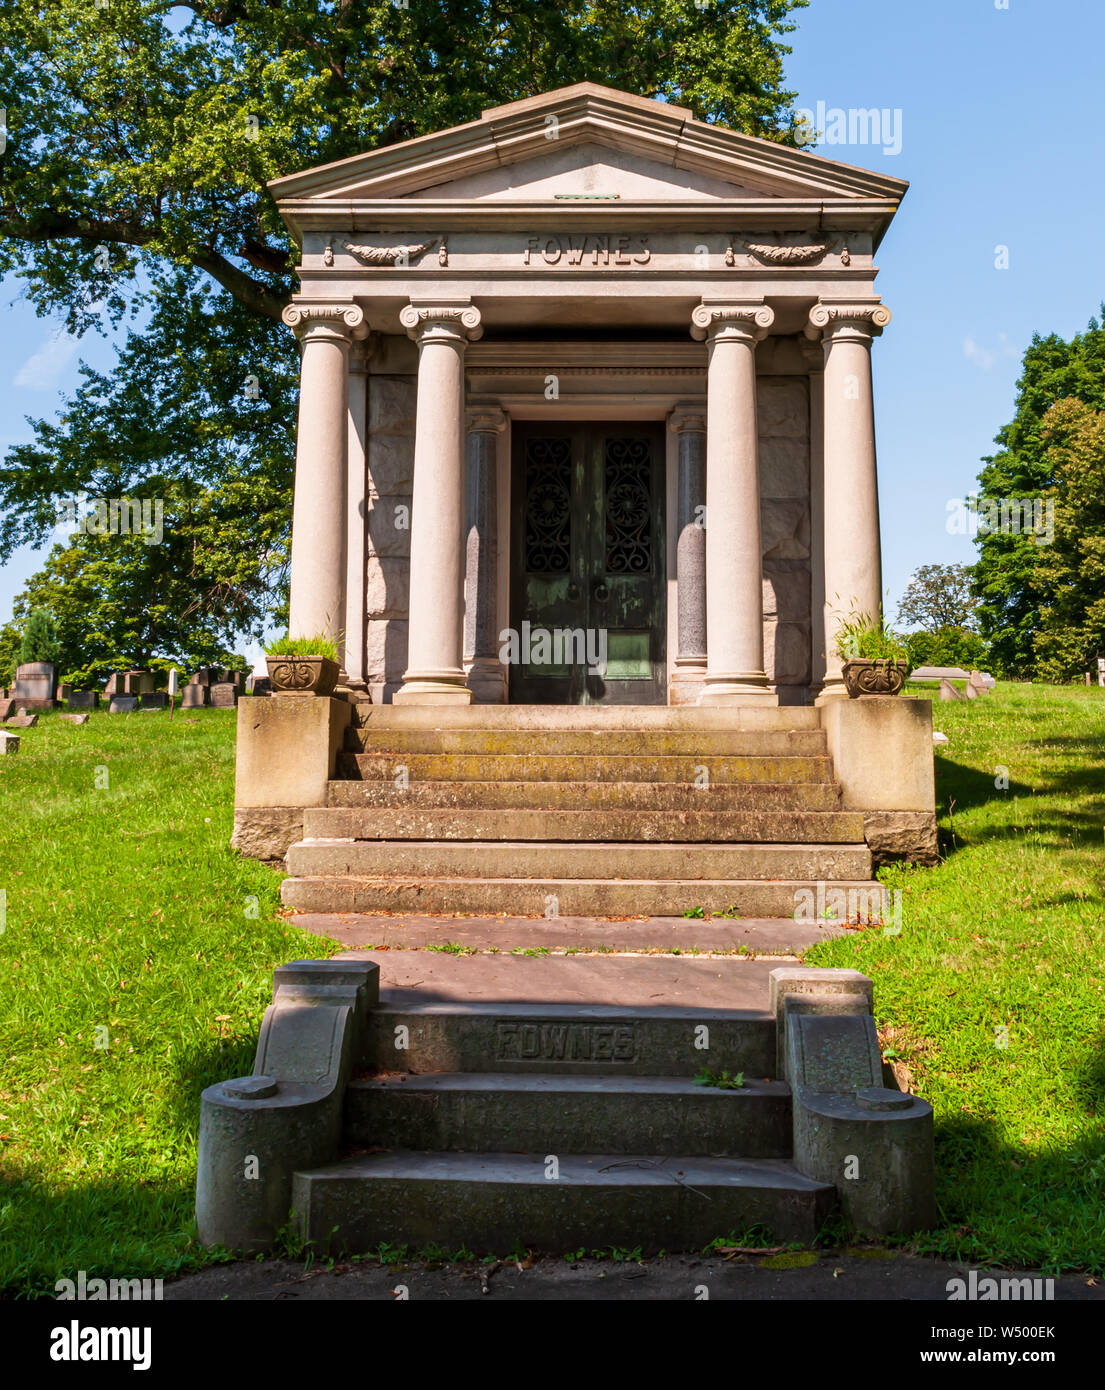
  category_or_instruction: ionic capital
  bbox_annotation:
[805,299,892,344]
[281,301,369,342]
[690,299,775,344]
[400,299,483,343]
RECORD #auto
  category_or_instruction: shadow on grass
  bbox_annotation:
[935,752,1105,855]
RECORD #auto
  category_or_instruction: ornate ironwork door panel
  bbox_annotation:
[510,421,666,705]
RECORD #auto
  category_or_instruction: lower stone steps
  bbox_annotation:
[324,778,845,812]
[290,1150,836,1252]
[340,751,836,784]
[280,873,881,917]
[303,806,867,844]
[285,838,872,881]
[345,1072,792,1158]
[344,727,829,757]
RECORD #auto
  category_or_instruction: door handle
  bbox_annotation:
[567,582,580,601]
[592,580,609,603]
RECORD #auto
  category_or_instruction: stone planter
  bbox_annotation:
[265,654,339,697]
[841,658,909,699]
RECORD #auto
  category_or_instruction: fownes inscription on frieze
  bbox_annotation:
[496,1019,639,1062]
[523,234,651,266]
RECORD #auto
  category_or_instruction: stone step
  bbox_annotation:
[325,778,845,812]
[291,1150,835,1252]
[286,838,872,881]
[339,752,836,784]
[304,806,866,845]
[362,990,776,1077]
[352,703,821,732]
[345,1073,791,1158]
[281,874,880,918]
[345,727,827,757]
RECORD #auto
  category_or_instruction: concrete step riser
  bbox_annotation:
[325,779,844,813]
[352,704,822,732]
[361,1008,776,1078]
[344,1078,791,1158]
[292,1154,836,1252]
[281,875,879,918]
[345,729,828,757]
[286,840,873,881]
[304,807,867,845]
[340,753,835,785]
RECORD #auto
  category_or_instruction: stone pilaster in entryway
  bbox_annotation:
[464,405,508,703]
[669,404,707,704]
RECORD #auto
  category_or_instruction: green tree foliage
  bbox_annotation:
[897,563,979,632]
[905,626,989,674]
[17,609,61,667]
[972,313,1105,676]
[0,0,808,670]
[1031,398,1105,682]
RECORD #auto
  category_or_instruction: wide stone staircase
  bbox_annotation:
[280,703,880,919]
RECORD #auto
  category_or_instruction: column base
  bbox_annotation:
[670,659,708,706]
[814,679,850,707]
[465,658,508,704]
[394,672,473,706]
[699,676,778,707]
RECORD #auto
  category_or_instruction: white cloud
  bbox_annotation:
[963,332,1020,372]
[14,331,78,390]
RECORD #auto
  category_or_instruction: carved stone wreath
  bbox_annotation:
[741,237,840,266]
[343,241,437,266]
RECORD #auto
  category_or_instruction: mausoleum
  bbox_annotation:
[269,82,904,708]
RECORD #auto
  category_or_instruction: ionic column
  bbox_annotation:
[342,339,372,691]
[690,299,777,706]
[395,299,483,705]
[669,405,708,702]
[464,405,508,703]
[805,300,892,703]
[283,302,368,645]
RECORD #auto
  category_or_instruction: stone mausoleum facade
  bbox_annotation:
[270,83,907,708]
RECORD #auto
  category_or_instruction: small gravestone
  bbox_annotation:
[209,682,238,708]
[5,713,39,728]
[933,731,949,746]
[0,730,19,754]
[104,672,123,696]
[140,691,169,709]
[109,695,139,714]
[68,691,99,710]
[0,698,12,721]
[182,683,209,708]
[979,672,996,690]
[58,683,72,702]
[938,679,965,702]
[965,683,980,700]
[12,662,57,710]
[190,668,218,688]
[59,712,89,725]
[968,670,989,696]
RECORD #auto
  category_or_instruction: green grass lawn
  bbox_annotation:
[1,686,1103,1294]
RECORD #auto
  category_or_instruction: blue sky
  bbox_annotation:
[1,0,1102,631]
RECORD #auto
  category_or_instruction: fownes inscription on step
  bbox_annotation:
[496,1020,639,1063]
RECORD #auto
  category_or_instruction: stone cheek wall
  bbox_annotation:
[362,366,812,703]
[758,376,813,702]
[365,373,416,703]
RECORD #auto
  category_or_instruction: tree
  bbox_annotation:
[1030,398,1105,681]
[0,0,809,660]
[905,627,989,674]
[18,609,61,667]
[972,312,1105,676]
[897,564,980,631]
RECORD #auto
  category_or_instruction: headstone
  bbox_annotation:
[933,731,949,746]
[979,672,996,690]
[11,662,57,709]
[58,683,72,702]
[182,683,209,708]
[938,679,965,702]
[58,712,89,725]
[250,676,273,697]
[0,730,19,754]
[104,672,123,696]
[5,713,39,728]
[123,669,155,695]
[209,682,238,708]
[68,691,99,710]
[1098,657,1104,689]
[908,665,970,682]
[968,670,988,696]
[140,691,169,709]
[109,695,139,714]
[189,668,217,688]
[965,682,980,700]
[0,698,12,721]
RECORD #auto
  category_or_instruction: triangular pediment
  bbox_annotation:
[269,82,909,210]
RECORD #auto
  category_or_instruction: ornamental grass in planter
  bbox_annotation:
[263,635,340,696]
[834,612,910,698]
